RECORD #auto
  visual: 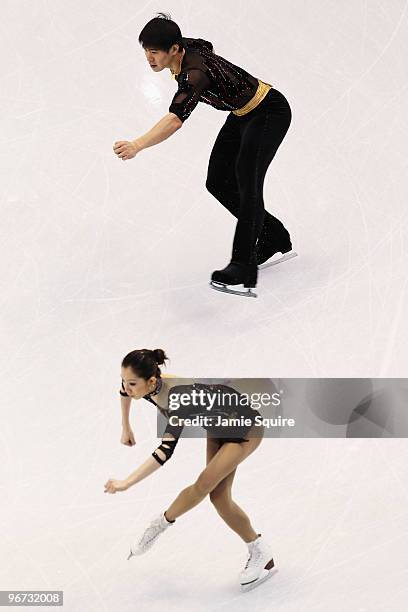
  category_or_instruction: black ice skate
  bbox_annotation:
[256,235,298,270]
[210,261,258,298]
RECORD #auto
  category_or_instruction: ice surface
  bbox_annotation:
[1,1,408,610]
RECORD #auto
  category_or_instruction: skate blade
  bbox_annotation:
[209,281,257,298]
[127,543,144,559]
[240,567,278,592]
[258,250,298,270]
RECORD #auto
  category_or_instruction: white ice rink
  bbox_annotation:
[1,1,408,610]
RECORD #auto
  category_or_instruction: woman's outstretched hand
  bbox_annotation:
[113,140,141,161]
[121,426,136,446]
[104,478,129,494]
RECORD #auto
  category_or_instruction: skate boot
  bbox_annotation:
[256,234,297,269]
[127,511,175,559]
[239,534,277,592]
[210,261,258,298]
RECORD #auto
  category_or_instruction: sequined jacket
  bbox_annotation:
[168,37,260,122]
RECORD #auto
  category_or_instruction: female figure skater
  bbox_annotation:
[113,13,296,298]
[104,348,276,592]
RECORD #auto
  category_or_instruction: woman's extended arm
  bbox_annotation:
[104,397,184,494]
[124,431,179,488]
[104,454,161,494]
[125,455,162,488]
[104,431,180,493]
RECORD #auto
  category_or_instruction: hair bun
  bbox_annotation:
[152,348,167,366]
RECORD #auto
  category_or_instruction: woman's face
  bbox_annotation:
[121,366,156,399]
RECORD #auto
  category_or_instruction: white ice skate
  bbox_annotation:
[127,512,175,560]
[258,249,298,270]
[239,534,277,592]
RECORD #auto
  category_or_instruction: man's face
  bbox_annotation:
[144,45,178,71]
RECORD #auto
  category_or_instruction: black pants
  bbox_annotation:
[206,87,292,265]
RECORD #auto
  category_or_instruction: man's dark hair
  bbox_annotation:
[138,13,184,52]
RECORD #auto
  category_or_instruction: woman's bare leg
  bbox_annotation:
[209,468,258,543]
[164,435,262,527]
[205,437,258,542]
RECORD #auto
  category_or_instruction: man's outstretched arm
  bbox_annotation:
[134,112,183,150]
[113,112,182,160]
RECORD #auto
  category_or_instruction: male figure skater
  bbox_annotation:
[113,13,296,297]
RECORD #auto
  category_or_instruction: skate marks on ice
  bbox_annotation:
[258,250,298,270]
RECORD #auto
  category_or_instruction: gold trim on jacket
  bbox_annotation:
[232,80,273,116]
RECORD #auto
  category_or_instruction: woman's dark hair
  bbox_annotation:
[122,348,168,380]
[138,12,184,53]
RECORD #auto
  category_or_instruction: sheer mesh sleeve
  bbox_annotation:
[169,68,211,122]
